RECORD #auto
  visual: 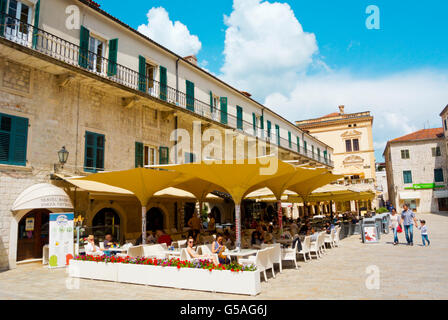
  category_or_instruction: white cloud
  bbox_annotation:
[220,0,319,97]
[264,70,448,160]
[137,7,201,57]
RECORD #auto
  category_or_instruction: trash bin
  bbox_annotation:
[348,222,355,236]
[341,222,350,239]
[382,213,389,234]
[361,218,379,243]
[374,216,382,239]
[353,222,361,235]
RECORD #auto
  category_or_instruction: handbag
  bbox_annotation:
[396,224,403,233]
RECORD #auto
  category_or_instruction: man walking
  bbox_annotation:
[401,204,418,246]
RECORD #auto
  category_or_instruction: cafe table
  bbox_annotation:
[223,249,258,263]
[103,248,128,256]
[162,249,181,259]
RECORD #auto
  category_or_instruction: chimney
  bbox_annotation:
[241,91,252,98]
[183,55,198,66]
[338,105,345,114]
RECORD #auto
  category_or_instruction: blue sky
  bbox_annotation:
[95,0,448,160]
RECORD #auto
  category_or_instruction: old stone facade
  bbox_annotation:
[384,128,448,213]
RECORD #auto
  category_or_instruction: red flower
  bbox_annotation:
[177,264,181,269]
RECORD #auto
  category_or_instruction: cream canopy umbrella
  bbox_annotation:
[155,155,296,250]
[72,168,185,244]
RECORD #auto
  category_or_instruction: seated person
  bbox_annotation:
[251,226,264,246]
[208,214,216,232]
[289,220,299,236]
[292,235,303,251]
[309,228,319,242]
[325,222,332,234]
[103,234,115,249]
[212,235,230,264]
[146,231,157,244]
[156,229,172,246]
[186,237,218,264]
[85,235,105,256]
[223,230,234,249]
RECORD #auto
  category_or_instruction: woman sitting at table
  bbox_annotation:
[186,237,218,264]
[85,235,105,256]
[212,235,230,264]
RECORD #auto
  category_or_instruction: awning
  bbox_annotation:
[434,190,448,198]
[399,191,421,200]
[12,183,73,211]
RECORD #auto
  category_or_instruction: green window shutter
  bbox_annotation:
[159,66,167,101]
[84,131,105,173]
[0,113,28,166]
[220,97,228,125]
[304,141,307,154]
[186,80,195,111]
[236,106,243,130]
[323,150,327,159]
[267,120,271,138]
[260,115,264,138]
[288,131,292,148]
[209,91,213,113]
[78,26,90,68]
[434,169,444,182]
[138,55,146,92]
[252,113,257,135]
[275,125,280,145]
[296,136,300,153]
[403,171,412,184]
[185,152,195,163]
[32,0,41,49]
[135,142,143,168]
[107,38,119,76]
[159,146,169,164]
[0,0,8,37]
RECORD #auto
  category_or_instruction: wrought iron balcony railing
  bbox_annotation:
[0,13,333,167]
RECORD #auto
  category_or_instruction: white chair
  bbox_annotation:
[333,227,341,247]
[309,235,321,259]
[281,247,298,269]
[142,244,167,259]
[298,236,312,262]
[177,239,187,248]
[318,232,326,255]
[324,230,335,248]
[240,248,273,282]
[99,242,105,250]
[262,243,282,273]
[197,245,219,262]
[180,248,191,261]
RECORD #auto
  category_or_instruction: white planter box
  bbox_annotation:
[69,260,260,296]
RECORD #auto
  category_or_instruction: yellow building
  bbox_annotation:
[296,106,377,211]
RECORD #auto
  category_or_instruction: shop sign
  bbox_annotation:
[25,217,34,231]
[49,213,74,268]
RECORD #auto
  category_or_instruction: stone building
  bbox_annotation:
[0,0,333,270]
[295,106,377,212]
[440,104,448,155]
[383,128,448,213]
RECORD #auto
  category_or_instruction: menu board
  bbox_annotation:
[49,213,74,268]
[363,226,378,243]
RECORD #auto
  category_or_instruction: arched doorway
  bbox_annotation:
[211,206,221,224]
[92,208,121,243]
[17,209,50,261]
[147,207,164,231]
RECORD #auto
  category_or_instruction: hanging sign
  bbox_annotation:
[25,217,35,231]
[49,213,74,268]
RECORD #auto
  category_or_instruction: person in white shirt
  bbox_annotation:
[85,235,105,256]
[418,220,430,246]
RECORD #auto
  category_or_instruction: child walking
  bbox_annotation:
[418,220,430,246]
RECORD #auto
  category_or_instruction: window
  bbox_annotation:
[296,136,300,153]
[311,145,315,156]
[185,152,196,164]
[434,168,444,182]
[144,146,157,166]
[288,132,292,148]
[267,120,271,138]
[444,119,447,131]
[403,170,412,184]
[5,0,32,42]
[252,113,257,136]
[88,35,105,73]
[220,97,227,125]
[186,80,195,111]
[236,106,243,130]
[345,139,352,152]
[432,147,441,157]
[159,146,169,164]
[401,149,410,159]
[275,125,280,145]
[0,112,28,166]
[145,63,156,93]
[323,150,327,160]
[352,138,359,151]
[84,131,105,172]
[317,148,321,160]
[303,141,307,154]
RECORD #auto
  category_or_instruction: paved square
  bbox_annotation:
[1,213,447,300]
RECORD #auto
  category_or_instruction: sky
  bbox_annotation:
[95,0,448,161]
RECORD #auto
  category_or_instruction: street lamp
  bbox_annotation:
[56,146,69,171]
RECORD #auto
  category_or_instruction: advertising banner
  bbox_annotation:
[363,226,378,243]
[49,213,74,268]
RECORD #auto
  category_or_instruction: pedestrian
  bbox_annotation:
[417,220,430,246]
[400,204,418,246]
[389,208,401,245]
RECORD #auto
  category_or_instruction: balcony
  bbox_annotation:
[0,13,333,167]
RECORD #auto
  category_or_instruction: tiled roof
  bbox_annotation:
[321,112,340,118]
[390,128,444,143]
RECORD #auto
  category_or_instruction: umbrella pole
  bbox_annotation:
[142,205,147,245]
[235,203,241,251]
[277,200,283,233]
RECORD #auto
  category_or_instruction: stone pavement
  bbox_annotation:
[1,212,447,300]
